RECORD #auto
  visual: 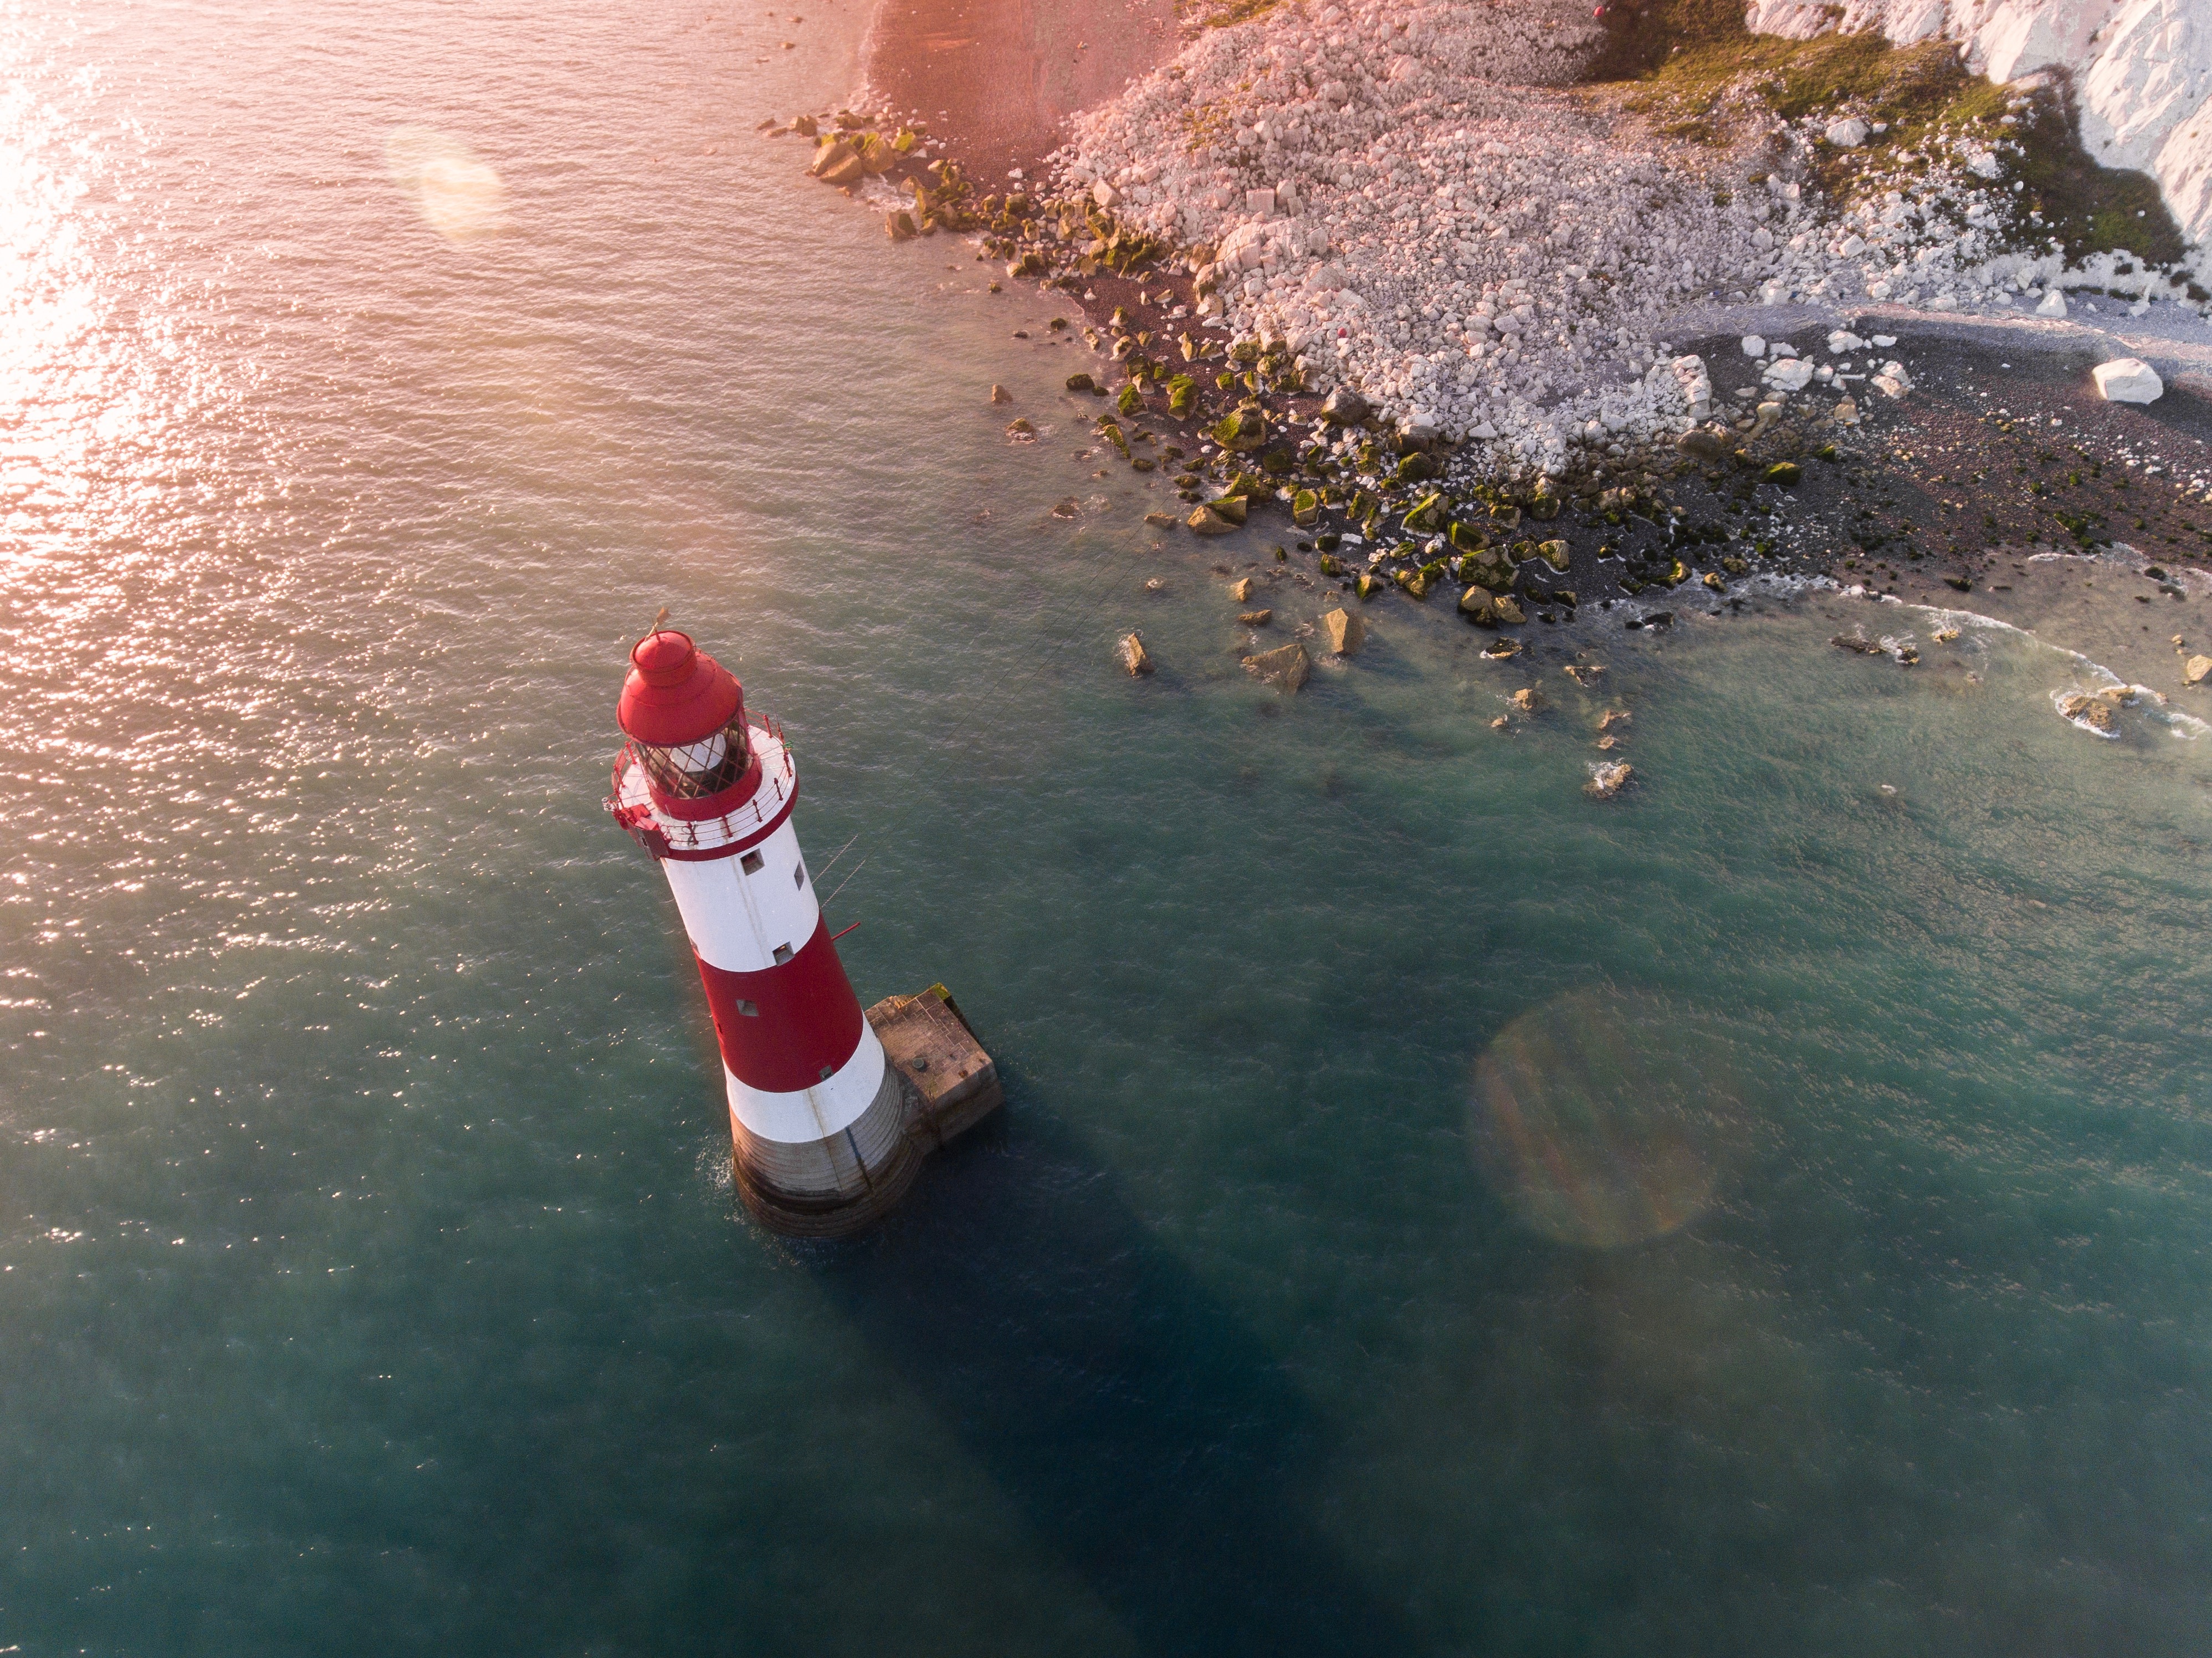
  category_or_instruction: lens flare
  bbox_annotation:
[383,127,507,242]
[1469,988,1738,1248]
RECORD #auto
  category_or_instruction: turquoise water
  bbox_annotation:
[6,3,2212,1652]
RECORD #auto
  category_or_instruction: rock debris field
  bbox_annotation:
[1047,0,2208,470]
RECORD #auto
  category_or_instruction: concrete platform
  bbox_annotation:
[865,983,1004,1151]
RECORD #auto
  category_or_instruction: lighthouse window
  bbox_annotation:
[736,1000,758,1018]
[792,862,806,889]
[739,851,764,876]
[772,943,793,965]
[818,1065,835,1082]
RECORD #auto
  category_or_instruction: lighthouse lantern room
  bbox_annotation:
[607,627,924,1235]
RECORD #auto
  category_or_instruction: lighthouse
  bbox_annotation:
[606,627,925,1236]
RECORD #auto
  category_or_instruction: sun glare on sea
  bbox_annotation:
[384,126,509,242]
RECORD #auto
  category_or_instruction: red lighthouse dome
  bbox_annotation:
[618,629,743,747]
[617,630,757,814]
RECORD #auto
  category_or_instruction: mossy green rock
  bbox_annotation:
[1536,539,1569,572]
[1204,495,1248,526]
[1394,452,1436,484]
[1448,520,1488,552]
[1402,492,1447,534]
[1765,461,1803,486]
[1292,489,1319,528]
[1066,372,1095,392]
[1166,374,1196,415]
[1318,553,1343,576]
[1212,410,1267,453]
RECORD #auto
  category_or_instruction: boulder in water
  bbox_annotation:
[1119,632,1153,676]
[2059,693,2117,734]
[1322,607,1365,656]
[2185,654,2212,686]
[1585,761,1632,799]
[1242,641,1310,690]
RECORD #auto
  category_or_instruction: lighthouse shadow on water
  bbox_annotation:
[612,626,1408,1648]
[811,1107,1417,1658]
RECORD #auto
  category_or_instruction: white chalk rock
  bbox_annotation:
[1763,356,1816,391]
[2092,357,2164,404]
[1828,330,1867,354]
[1825,117,1870,147]
[1092,179,1119,208]
[2036,289,2068,318]
[1740,334,1766,357]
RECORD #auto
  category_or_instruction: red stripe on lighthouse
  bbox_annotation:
[694,917,866,1094]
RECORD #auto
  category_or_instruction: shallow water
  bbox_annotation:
[6,4,2212,1655]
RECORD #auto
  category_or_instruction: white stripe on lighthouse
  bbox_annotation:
[723,1025,889,1144]
[659,817,821,973]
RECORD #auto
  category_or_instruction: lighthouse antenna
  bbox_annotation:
[644,605,672,644]
[812,830,863,884]
[820,856,869,914]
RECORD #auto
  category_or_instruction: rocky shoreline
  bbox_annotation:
[759,2,2212,699]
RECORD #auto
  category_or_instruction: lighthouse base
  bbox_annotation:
[727,985,1001,1240]
[867,984,1004,1149]
[729,1059,925,1240]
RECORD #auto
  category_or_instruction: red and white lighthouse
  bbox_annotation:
[607,628,923,1235]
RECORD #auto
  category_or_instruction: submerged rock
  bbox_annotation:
[2059,692,2117,734]
[1239,608,1274,627]
[1243,641,1310,691]
[1585,762,1632,800]
[1831,633,1884,655]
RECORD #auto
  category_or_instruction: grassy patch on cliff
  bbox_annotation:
[1590,0,2188,269]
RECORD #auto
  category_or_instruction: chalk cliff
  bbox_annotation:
[1745,0,2211,250]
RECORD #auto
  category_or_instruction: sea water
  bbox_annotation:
[4,3,2212,1654]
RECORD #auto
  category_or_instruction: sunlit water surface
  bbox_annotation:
[5,4,2212,1654]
